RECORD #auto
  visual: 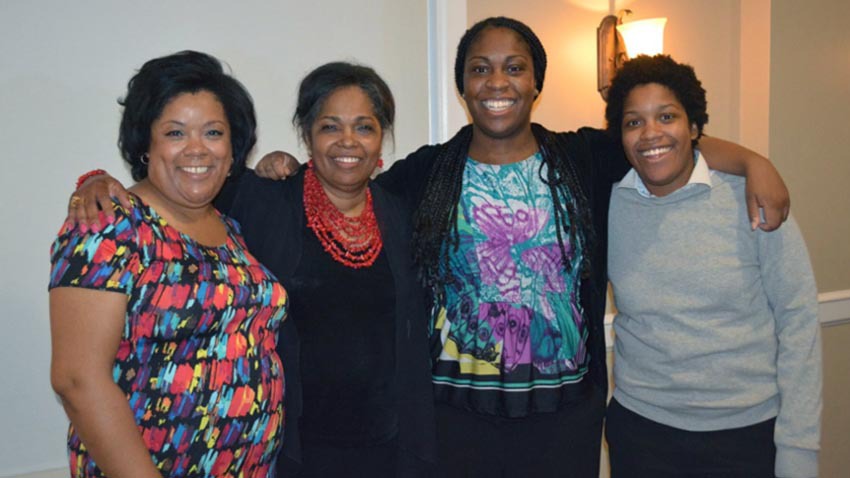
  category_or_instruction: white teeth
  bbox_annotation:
[641,146,673,157]
[182,166,209,174]
[334,157,361,164]
[483,99,515,111]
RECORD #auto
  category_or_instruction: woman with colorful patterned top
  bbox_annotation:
[63,62,437,478]
[49,51,287,478]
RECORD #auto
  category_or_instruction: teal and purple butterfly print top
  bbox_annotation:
[431,153,588,416]
[49,197,287,477]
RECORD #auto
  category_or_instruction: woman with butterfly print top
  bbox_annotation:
[368,18,791,477]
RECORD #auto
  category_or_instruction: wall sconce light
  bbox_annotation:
[597,10,667,100]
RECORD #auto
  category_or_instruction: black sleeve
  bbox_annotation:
[577,127,631,184]
[213,173,243,215]
[374,144,439,211]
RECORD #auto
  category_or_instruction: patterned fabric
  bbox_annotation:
[431,154,587,415]
[49,197,287,478]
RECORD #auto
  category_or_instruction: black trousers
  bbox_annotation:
[286,436,398,478]
[605,397,776,478]
[436,384,606,478]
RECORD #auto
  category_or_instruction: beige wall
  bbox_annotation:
[467,0,742,139]
[769,2,850,470]
[0,0,429,474]
[769,0,850,293]
[821,322,850,477]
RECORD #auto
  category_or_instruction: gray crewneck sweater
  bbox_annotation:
[608,161,821,478]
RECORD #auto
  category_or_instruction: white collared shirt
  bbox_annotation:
[617,150,712,198]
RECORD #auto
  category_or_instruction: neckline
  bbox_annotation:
[128,192,232,250]
[467,151,541,168]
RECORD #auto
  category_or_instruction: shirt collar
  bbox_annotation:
[617,150,712,198]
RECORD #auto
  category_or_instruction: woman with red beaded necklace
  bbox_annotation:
[221,62,437,477]
[66,62,437,477]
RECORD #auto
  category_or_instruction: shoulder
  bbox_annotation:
[710,171,747,199]
[238,168,303,199]
[229,168,304,219]
[49,197,145,291]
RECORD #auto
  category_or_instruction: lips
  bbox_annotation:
[333,156,361,164]
[482,98,516,112]
[638,145,674,160]
[179,166,211,174]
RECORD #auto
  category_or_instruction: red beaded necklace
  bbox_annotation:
[303,162,383,268]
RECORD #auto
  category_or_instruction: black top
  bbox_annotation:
[216,169,437,477]
[292,225,398,446]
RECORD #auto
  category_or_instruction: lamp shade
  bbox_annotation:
[617,17,667,57]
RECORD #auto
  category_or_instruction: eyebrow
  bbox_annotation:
[159,120,227,127]
[466,54,529,63]
[318,115,378,122]
[623,103,681,114]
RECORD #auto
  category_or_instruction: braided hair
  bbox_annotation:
[413,17,594,303]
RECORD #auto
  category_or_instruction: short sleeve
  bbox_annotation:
[48,204,141,295]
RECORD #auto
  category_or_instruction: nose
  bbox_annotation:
[339,126,357,147]
[184,133,208,156]
[640,120,662,140]
[486,70,509,90]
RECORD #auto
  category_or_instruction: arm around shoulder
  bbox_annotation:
[699,137,790,231]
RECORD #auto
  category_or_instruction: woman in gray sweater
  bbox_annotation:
[605,54,821,478]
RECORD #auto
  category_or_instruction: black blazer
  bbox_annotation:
[217,168,437,477]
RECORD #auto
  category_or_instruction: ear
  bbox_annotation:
[690,122,699,140]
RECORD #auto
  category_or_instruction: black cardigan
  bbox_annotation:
[375,125,628,398]
[217,168,437,477]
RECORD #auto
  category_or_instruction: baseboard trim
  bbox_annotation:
[605,289,850,348]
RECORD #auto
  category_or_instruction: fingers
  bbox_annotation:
[109,181,133,212]
[256,152,283,179]
[68,195,85,225]
[271,159,290,180]
[758,205,784,232]
[67,176,122,231]
[256,151,301,179]
[746,192,761,231]
[281,152,301,178]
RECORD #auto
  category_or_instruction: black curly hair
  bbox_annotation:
[605,54,708,148]
[118,50,256,181]
[414,17,593,303]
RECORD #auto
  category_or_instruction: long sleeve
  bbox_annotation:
[758,215,822,478]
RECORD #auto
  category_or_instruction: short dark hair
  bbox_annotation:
[454,16,547,96]
[293,61,395,146]
[605,54,708,147]
[118,50,257,181]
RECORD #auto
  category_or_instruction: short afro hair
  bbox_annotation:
[118,50,256,181]
[605,54,708,148]
[454,16,547,96]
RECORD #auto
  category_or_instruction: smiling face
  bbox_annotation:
[308,85,383,198]
[145,90,232,210]
[621,83,698,197]
[463,27,537,142]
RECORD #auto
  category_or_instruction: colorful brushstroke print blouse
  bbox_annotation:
[430,153,588,417]
[49,197,287,477]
